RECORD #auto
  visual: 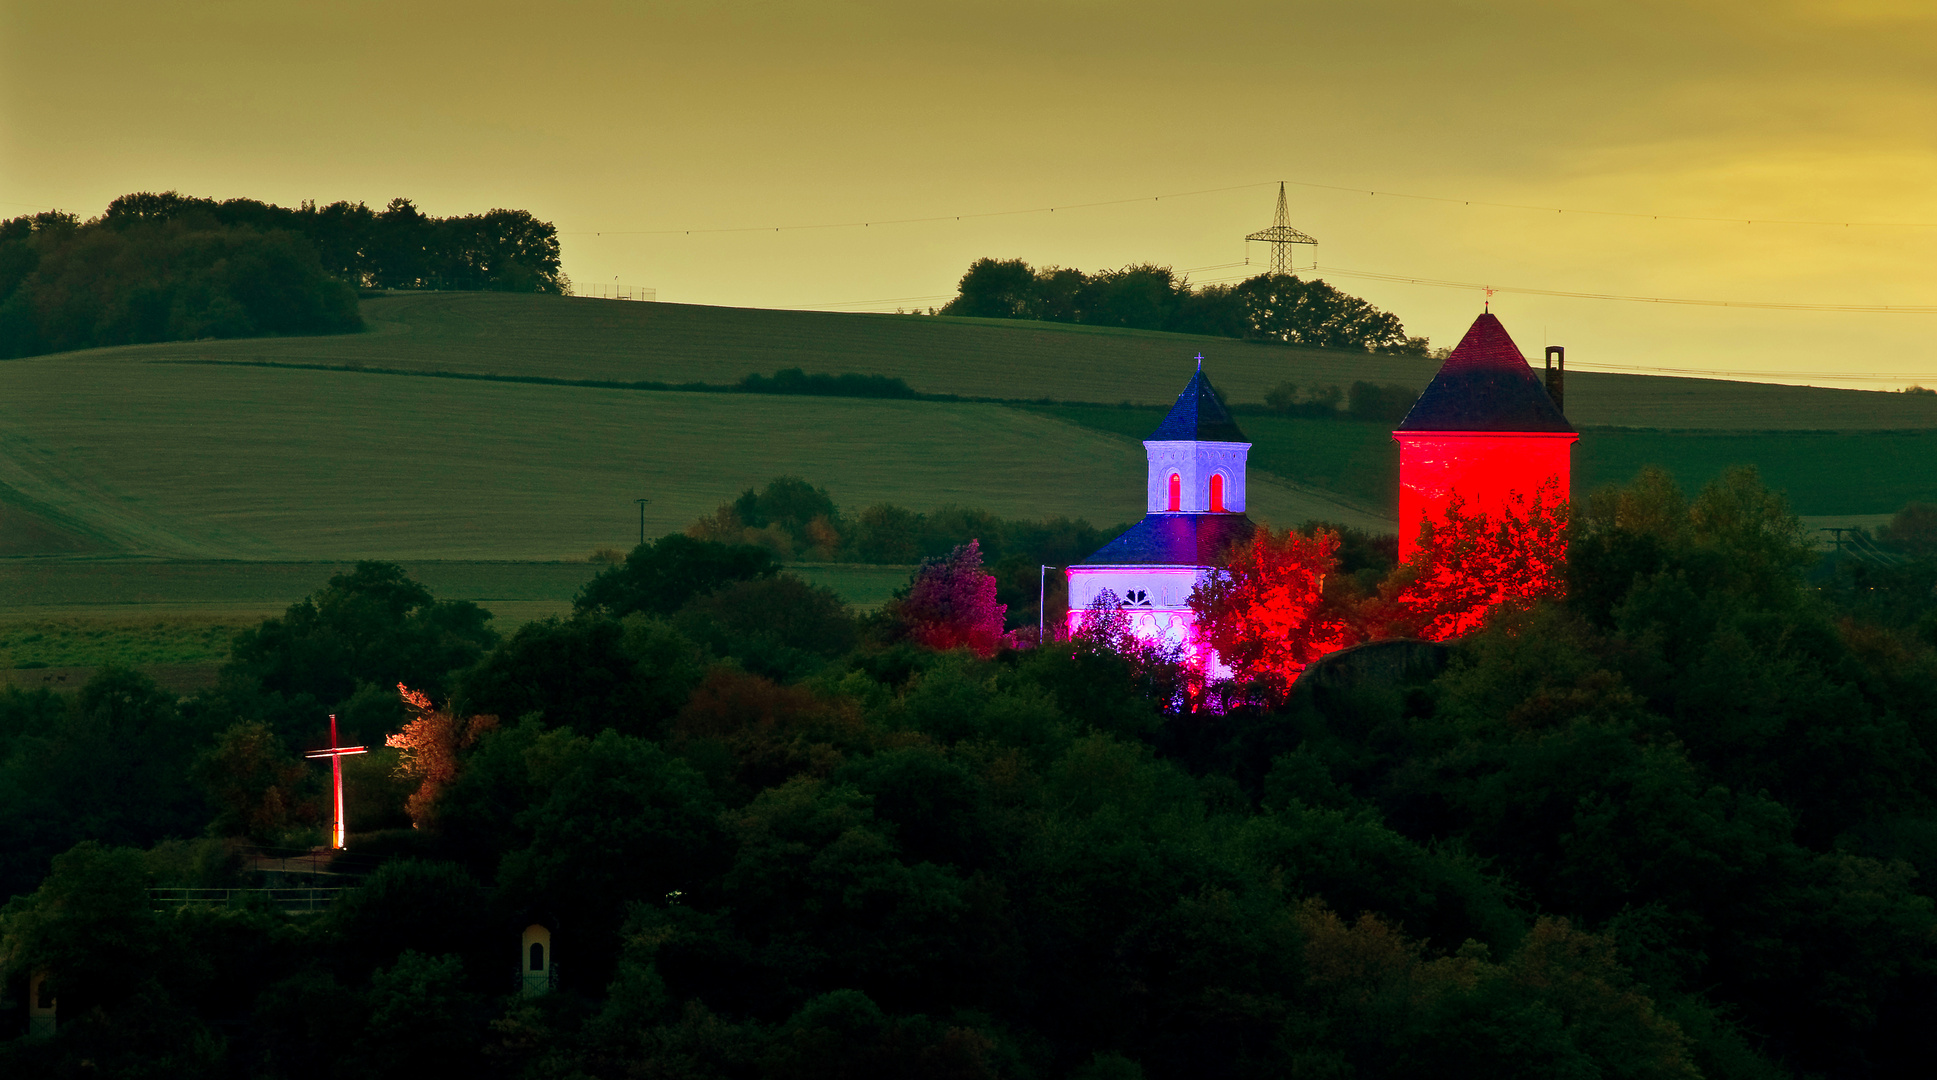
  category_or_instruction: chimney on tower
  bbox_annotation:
[1544,346,1566,415]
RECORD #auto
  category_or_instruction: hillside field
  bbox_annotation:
[0,357,1385,564]
[6,291,1933,680]
[51,291,1937,429]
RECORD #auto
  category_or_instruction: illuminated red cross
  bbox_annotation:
[304,713,368,850]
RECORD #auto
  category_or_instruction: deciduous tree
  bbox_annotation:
[890,540,1007,656]
[386,684,496,830]
[1370,480,1570,641]
[1190,527,1359,684]
[575,533,779,618]
[197,721,314,841]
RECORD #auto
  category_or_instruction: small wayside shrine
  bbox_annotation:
[1066,361,1256,663]
[1394,313,1577,559]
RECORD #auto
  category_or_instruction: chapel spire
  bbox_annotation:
[1149,363,1247,443]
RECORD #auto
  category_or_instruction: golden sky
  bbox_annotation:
[5,1,1935,389]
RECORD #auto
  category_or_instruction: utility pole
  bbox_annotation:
[1039,565,1051,645]
[1245,182,1318,274]
[635,498,650,546]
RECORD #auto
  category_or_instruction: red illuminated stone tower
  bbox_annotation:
[1394,314,1577,561]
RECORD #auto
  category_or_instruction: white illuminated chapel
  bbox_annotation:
[1066,359,1256,664]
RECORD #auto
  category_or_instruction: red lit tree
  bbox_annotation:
[387,684,496,829]
[893,540,1008,656]
[1190,527,1361,685]
[1191,482,1571,685]
[1369,478,1570,642]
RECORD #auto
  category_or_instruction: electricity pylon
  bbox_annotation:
[1245,182,1317,274]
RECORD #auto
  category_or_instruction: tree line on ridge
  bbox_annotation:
[937,256,1435,354]
[0,192,565,358]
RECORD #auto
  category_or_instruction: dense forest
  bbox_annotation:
[938,257,1432,354]
[4,476,1937,1079]
[0,192,564,358]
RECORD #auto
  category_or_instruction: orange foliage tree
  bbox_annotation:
[386,684,496,829]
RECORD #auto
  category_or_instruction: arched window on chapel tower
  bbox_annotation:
[1209,473,1226,513]
[1167,473,1181,512]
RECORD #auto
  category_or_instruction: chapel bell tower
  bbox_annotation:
[1066,360,1257,667]
[1145,359,1251,515]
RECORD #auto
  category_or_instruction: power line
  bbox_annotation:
[561,175,1937,239]
[1177,260,1252,275]
[21,174,1937,235]
[1182,263,1937,315]
[790,292,957,310]
[795,261,1258,311]
[780,300,1933,384]
[1561,362,1935,384]
[1277,178,1937,229]
[802,253,1937,322]
[1309,263,1937,314]
[561,181,1278,237]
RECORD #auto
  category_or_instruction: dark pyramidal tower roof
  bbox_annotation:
[1397,313,1574,433]
[1148,365,1249,442]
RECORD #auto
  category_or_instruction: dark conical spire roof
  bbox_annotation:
[1149,364,1249,442]
[1396,313,1573,433]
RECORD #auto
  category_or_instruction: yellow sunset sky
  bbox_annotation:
[5,1,1935,389]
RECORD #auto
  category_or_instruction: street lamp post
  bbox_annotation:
[1039,565,1051,645]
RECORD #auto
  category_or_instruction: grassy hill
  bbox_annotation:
[51,291,1937,429]
[0,356,1386,564]
[6,291,1935,659]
